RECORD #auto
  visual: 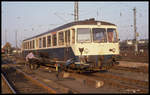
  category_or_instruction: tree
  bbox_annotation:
[3,42,12,54]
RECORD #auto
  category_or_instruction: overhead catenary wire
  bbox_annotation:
[54,12,68,22]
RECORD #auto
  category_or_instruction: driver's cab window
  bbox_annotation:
[92,28,107,43]
[107,28,117,42]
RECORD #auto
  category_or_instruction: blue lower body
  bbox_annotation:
[22,47,118,70]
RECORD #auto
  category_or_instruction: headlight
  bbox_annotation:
[109,48,116,53]
[84,48,89,54]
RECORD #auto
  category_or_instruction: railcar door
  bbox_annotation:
[64,30,70,61]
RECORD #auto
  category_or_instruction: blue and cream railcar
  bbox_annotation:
[22,18,120,71]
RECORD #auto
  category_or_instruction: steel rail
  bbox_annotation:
[1,73,16,94]
[88,73,148,93]
[93,72,148,88]
[71,72,148,93]
[19,65,80,93]
[112,66,148,73]
[14,67,57,94]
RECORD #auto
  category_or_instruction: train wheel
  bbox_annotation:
[30,64,34,70]
[28,64,31,69]
[25,62,28,68]
[25,62,30,70]
[103,64,109,71]
[33,64,38,70]
[107,64,111,70]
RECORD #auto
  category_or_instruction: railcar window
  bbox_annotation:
[26,43,27,49]
[39,38,42,48]
[47,35,51,47]
[92,28,107,43]
[36,39,38,48]
[24,42,25,49]
[23,42,25,49]
[68,30,70,43]
[27,42,29,49]
[30,41,32,49]
[29,41,30,49]
[43,37,46,48]
[65,30,70,45]
[107,28,117,42]
[52,34,57,46]
[23,42,24,49]
[26,42,28,49]
[28,42,30,49]
[31,41,32,49]
[24,42,26,49]
[25,42,26,49]
[31,41,33,49]
[27,42,28,49]
[31,40,33,49]
[77,28,91,42]
[26,42,27,49]
[58,32,64,46]
[33,40,35,49]
[30,41,31,49]
[72,29,75,44]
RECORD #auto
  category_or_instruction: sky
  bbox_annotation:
[1,1,149,48]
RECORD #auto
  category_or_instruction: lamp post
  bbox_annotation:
[74,1,79,22]
[133,7,138,55]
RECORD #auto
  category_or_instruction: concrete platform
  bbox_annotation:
[83,79,104,88]
[118,61,148,68]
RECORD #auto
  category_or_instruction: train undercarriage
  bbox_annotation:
[25,53,119,73]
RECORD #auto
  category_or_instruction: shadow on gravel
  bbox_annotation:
[79,70,108,75]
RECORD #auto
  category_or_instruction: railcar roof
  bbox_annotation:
[23,18,116,41]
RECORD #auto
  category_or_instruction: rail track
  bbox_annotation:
[38,65,149,93]
[111,65,148,73]
[1,66,56,94]
[15,65,80,93]
[93,72,148,88]
[1,73,16,94]
[2,56,149,94]
[34,69,80,93]
[76,71,149,93]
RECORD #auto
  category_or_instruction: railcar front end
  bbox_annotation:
[69,24,120,71]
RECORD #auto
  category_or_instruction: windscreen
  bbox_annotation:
[92,28,107,43]
[107,28,117,42]
[77,28,91,42]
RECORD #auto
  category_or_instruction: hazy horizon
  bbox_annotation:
[2,1,149,47]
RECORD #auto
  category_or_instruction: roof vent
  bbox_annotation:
[89,18,95,21]
[97,22,101,26]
